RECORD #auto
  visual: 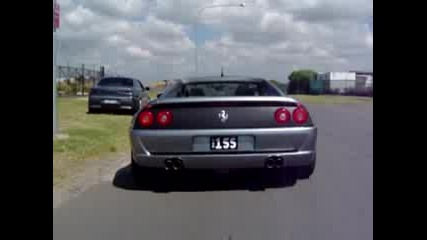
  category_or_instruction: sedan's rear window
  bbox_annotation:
[97,78,134,87]
[162,81,282,98]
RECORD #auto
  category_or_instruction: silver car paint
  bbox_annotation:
[130,95,317,170]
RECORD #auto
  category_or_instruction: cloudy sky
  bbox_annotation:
[55,0,373,84]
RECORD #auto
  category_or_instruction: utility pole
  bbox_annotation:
[81,64,85,95]
[53,0,59,136]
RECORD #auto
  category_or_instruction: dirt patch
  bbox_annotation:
[53,152,129,208]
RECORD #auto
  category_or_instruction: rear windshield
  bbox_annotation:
[161,81,282,98]
[97,78,133,87]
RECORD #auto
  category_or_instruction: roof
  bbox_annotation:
[349,71,373,75]
[181,75,266,83]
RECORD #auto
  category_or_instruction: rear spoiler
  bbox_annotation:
[150,97,299,109]
[155,96,299,104]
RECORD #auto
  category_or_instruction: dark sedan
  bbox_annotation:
[88,77,150,113]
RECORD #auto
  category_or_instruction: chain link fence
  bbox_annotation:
[56,65,105,96]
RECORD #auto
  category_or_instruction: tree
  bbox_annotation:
[287,69,317,94]
[269,80,288,94]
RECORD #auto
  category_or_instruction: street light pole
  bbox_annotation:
[193,2,245,74]
[53,0,57,136]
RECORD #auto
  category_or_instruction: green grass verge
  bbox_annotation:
[53,97,132,186]
[289,94,373,104]
[148,89,160,99]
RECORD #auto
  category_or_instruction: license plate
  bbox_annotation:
[210,136,238,150]
[103,99,118,104]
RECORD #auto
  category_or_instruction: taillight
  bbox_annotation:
[156,111,173,126]
[119,90,133,96]
[274,108,291,124]
[90,88,98,95]
[292,104,309,124]
[137,111,154,127]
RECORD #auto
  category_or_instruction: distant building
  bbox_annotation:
[315,71,373,93]
[350,71,373,89]
[316,72,357,93]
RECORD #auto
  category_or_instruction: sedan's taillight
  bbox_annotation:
[90,88,98,95]
[156,111,173,126]
[274,108,291,124]
[119,90,133,96]
[137,111,154,127]
[292,104,309,124]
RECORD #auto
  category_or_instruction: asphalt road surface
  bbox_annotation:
[53,104,373,240]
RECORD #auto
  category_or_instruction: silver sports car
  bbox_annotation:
[129,76,317,184]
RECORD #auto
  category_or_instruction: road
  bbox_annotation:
[53,104,373,240]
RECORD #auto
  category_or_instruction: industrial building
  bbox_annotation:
[311,71,373,94]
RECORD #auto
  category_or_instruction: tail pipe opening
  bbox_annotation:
[265,156,284,169]
[265,157,275,169]
[165,158,184,171]
[164,159,174,171]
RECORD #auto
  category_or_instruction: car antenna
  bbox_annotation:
[221,66,224,78]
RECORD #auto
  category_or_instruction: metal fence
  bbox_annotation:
[56,65,106,96]
[56,64,105,85]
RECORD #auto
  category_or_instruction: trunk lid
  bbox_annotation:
[90,86,133,97]
[135,97,313,129]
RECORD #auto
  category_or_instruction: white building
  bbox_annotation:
[356,74,373,88]
[317,72,357,93]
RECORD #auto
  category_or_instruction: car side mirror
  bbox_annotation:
[157,92,163,98]
[145,86,150,91]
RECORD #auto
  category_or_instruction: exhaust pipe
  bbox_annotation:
[164,159,174,171]
[165,158,184,171]
[274,157,284,168]
[265,156,284,169]
[265,157,275,169]
[172,159,183,171]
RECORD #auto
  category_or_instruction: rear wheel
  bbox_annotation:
[295,162,316,179]
[131,158,150,184]
[265,169,297,187]
[88,107,96,114]
[131,157,169,191]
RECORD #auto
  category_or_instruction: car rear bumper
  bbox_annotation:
[132,150,315,169]
[88,95,135,110]
[131,127,317,169]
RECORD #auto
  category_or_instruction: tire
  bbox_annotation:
[131,157,168,191]
[131,158,150,185]
[296,162,316,179]
[88,108,97,114]
[265,169,297,187]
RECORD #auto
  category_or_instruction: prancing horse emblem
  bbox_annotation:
[218,110,229,123]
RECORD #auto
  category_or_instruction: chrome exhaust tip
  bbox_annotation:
[164,159,174,171]
[274,157,284,168]
[172,159,183,171]
[265,157,275,169]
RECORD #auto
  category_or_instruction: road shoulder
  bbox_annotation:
[53,152,129,208]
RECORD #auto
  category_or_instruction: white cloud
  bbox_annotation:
[365,33,373,49]
[55,0,373,83]
[105,34,129,46]
[64,5,96,27]
[126,46,152,58]
[84,0,150,18]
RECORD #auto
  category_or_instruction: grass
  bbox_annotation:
[53,97,133,186]
[148,89,160,99]
[289,94,373,104]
